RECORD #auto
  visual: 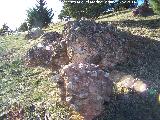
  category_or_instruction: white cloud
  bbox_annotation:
[0,0,63,30]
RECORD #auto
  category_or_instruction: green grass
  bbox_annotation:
[44,22,65,33]
[97,9,160,39]
[96,10,160,120]
[0,34,78,119]
[97,10,160,86]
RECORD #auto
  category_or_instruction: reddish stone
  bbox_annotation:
[25,32,69,71]
[58,63,113,120]
[63,20,127,69]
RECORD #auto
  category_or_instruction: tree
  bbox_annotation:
[0,23,10,36]
[60,0,137,19]
[113,0,137,11]
[60,0,109,19]
[2,23,9,32]
[150,0,160,14]
[26,0,54,29]
[18,22,28,32]
[58,9,69,21]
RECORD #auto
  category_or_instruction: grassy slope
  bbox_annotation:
[96,10,160,120]
[1,10,160,120]
[97,10,160,85]
[0,34,79,119]
[44,22,65,33]
[97,9,160,40]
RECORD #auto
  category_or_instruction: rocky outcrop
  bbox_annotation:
[25,28,44,40]
[25,32,69,70]
[25,20,131,119]
[57,63,113,120]
[63,20,127,69]
[40,32,62,45]
[26,20,129,70]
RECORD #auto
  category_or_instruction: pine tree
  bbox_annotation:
[18,22,28,32]
[58,9,69,21]
[0,23,9,35]
[59,0,108,19]
[59,0,137,19]
[27,0,54,29]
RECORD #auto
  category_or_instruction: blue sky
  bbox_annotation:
[0,0,63,30]
[138,0,144,6]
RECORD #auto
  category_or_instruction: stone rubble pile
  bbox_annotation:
[63,20,127,69]
[25,27,44,40]
[25,31,69,70]
[40,32,62,45]
[24,20,134,119]
[58,63,113,120]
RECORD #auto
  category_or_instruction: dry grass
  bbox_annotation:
[97,9,160,40]
[0,34,82,120]
[43,22,65,33]
[95,9,160,120]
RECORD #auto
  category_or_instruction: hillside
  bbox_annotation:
[97,9,160,40]
[96,10,160,120]
[0,34,78,119]
[97,10,160,87]
[1,10,160,120]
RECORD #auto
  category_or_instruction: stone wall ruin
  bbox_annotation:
[24,20,134,119]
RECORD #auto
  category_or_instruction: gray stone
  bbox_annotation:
[25,27,44,40]
[59,63,113,120]
[25,32,69,70]
[63,20,128,69]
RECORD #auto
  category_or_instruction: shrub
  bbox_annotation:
[150,0,160,14]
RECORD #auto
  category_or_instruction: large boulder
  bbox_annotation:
[57,63,113,120]
[25,28,44,40]
[25,32,69,70]
[40,31,62,45]
[63,20,127,69]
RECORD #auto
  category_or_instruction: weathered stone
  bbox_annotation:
[63,20,127,69]
[25,46,53,67]
[40,32,62,45]
[25,32,69,70]
[58,63,113,120]
[25,27,44,40]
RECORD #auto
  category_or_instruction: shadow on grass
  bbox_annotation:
[94,23,160,119]
[115,30,160,86]
[109,18,160,29]
[98,10,131,20]
[94,90,160,120]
